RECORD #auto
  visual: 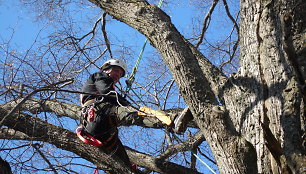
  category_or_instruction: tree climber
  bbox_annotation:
[76,59,193,171]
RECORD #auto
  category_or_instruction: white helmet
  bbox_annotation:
[101,59,127,77]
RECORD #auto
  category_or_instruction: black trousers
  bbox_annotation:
[81,102,132,168]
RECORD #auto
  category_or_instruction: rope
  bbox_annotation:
[157,0,164,7]
[193,153,217,174]
[125,0,164,96]
[172,133,217,174]
[128,39,148,82]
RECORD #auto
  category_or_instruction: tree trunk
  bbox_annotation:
[222,0,306,173]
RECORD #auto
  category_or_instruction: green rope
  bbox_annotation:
[157,0,164,8]
[125,0,164,95]
[128,39,148,82]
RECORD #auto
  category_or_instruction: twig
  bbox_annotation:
[195,0,219,48]
[197,147,217,165]
[157,131,205,160]
[222,0,239,37]
[32,143,59,174]
[162,80,175,110]
[75,48,108,73]
[0,143,32,151]
[0,79,74,127]
[101,12,113,59]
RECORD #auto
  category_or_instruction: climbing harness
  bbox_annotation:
[77,93,120,149]
[76,126,103,147]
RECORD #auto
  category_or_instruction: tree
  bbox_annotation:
[0,0,305,173]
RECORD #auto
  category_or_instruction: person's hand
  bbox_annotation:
[137,106,172,125]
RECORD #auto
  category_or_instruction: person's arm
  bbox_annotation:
[80,72,114,105]
[92,72,114,95]
[115,105,164,128]
[80,74,96,105]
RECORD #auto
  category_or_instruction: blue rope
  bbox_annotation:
[172,133,217,174]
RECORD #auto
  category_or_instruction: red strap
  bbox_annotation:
[88,107,96,122]
[76,126,103,147]
[131,163,138,172]
[93,168,99,174]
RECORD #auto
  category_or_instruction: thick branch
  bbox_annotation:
[0,107,131,173]
[1,98,158,128]
[0,128,35,141]
[3,98,80,120]
[0,107,202,174]
[126,147,201,174]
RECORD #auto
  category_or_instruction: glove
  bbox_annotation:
[137,106,172,125]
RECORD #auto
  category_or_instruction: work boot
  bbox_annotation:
[172,107,193,134]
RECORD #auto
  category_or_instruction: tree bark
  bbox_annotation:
[223,0,306,173]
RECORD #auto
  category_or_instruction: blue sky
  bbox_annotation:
[0,0,232,57]
[0,1,40,48]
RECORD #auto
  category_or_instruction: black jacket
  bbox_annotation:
[81,71,129,106]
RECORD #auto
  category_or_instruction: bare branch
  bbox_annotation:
[0,79,74,127]
[222,0,239,38]
[32,144,59,174]
[101,12,113,59]
[126,147,202,174]
[162,79,175,110]
[195,0,220,48]
[157,131,205,160]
